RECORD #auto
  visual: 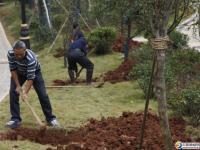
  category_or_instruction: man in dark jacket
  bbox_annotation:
[67,25,94,85]
[6,40,59,128]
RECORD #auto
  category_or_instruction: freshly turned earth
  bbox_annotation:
[0,112,192,150]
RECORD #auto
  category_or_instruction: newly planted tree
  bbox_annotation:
[135,0,190,149]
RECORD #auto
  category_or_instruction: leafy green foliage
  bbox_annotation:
[168,84,200,127]
[51,14,66,31]
[130,44,176,97]
[186,125,200,141]
[29,16,55,45]
[88,27,116,55]
[168,49,200,93]
[130,62,152,96]
[129,44,153,95]
[169,31,188,49]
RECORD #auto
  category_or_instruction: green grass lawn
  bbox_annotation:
[0,141,51,150]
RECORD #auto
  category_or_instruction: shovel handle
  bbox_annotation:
[20,92,45,127]
[75,67,84,80]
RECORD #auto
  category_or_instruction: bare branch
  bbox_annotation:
[168,0,190,33]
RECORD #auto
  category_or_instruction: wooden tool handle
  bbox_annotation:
[23,98,45,127]
[20,92,45,127]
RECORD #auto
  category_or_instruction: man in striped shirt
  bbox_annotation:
[6,40,58,128]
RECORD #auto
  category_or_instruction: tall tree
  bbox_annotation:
[135,0,189,149]
[63,0,81,67]
[38,0,52,29]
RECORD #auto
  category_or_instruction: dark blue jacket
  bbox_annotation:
[69,37,88,55]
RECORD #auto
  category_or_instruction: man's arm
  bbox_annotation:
[8,50,21,94]
[11,70,21,94]
[23,80,33,94]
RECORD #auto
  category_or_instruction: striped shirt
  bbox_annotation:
[7,49,40,80]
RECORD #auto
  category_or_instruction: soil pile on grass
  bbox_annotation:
[0,112,191,150]
[112,36,141,53]
[103,59,134,83]
[52,78,98,86]
[53,48,65,58]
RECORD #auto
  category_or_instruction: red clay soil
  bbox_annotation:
[0,112,193,150]
[52,78,98,86]
[103,59,135,83]
[53,48,65,58]
[112,36,141,53]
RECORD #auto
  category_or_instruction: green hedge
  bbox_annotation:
[88,27,116,55]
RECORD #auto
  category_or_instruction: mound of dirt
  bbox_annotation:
[53,48,65,58]
[112,36,141,53]
[52,78,98,86]
[103,59,134,83]
[0,112,192,150]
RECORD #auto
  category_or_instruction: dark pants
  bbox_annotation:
[10,71,56,122]
[67,49,94,71]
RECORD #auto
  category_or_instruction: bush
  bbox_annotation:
[169,31,188,49]
[168,49,200,93]
[130,62,152,95]
[186,126,200,141]
[52,14,65,31]
[129,44,175,97]
[88,27,116,55]
[168,85,200,127]
[29,16,55,45]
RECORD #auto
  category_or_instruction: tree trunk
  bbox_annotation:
[33,0,39,13]
[88,0,92,12]
[198,4,200,36]
[154,48,173,150]
[38,0,52,29]
[38,0,46,25]
[120,14,124,35]
[42,0,52,29]
[72,0,81,24]
[124,21,131,60]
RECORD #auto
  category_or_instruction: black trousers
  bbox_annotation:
[9,71,56,122]
[67,49,94,71]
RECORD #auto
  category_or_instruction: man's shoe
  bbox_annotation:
[48,118,59,127]
[5,120,21,129]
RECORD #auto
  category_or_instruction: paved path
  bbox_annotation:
[132,13,200,52]
[0,22,11,102]
[176,12,200,51]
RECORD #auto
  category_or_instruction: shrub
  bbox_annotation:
[52,14,65,31]
[168,49,200,93]
[169,31,188,49]
[29,16,55,44]
[130,62,152,96]
[129,44,175,97]
[168,84,200,127]
[186,126,200,141]
[88,27,116,55]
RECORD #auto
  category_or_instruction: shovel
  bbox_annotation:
[20,91,46,130]
[74,67,84,81]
